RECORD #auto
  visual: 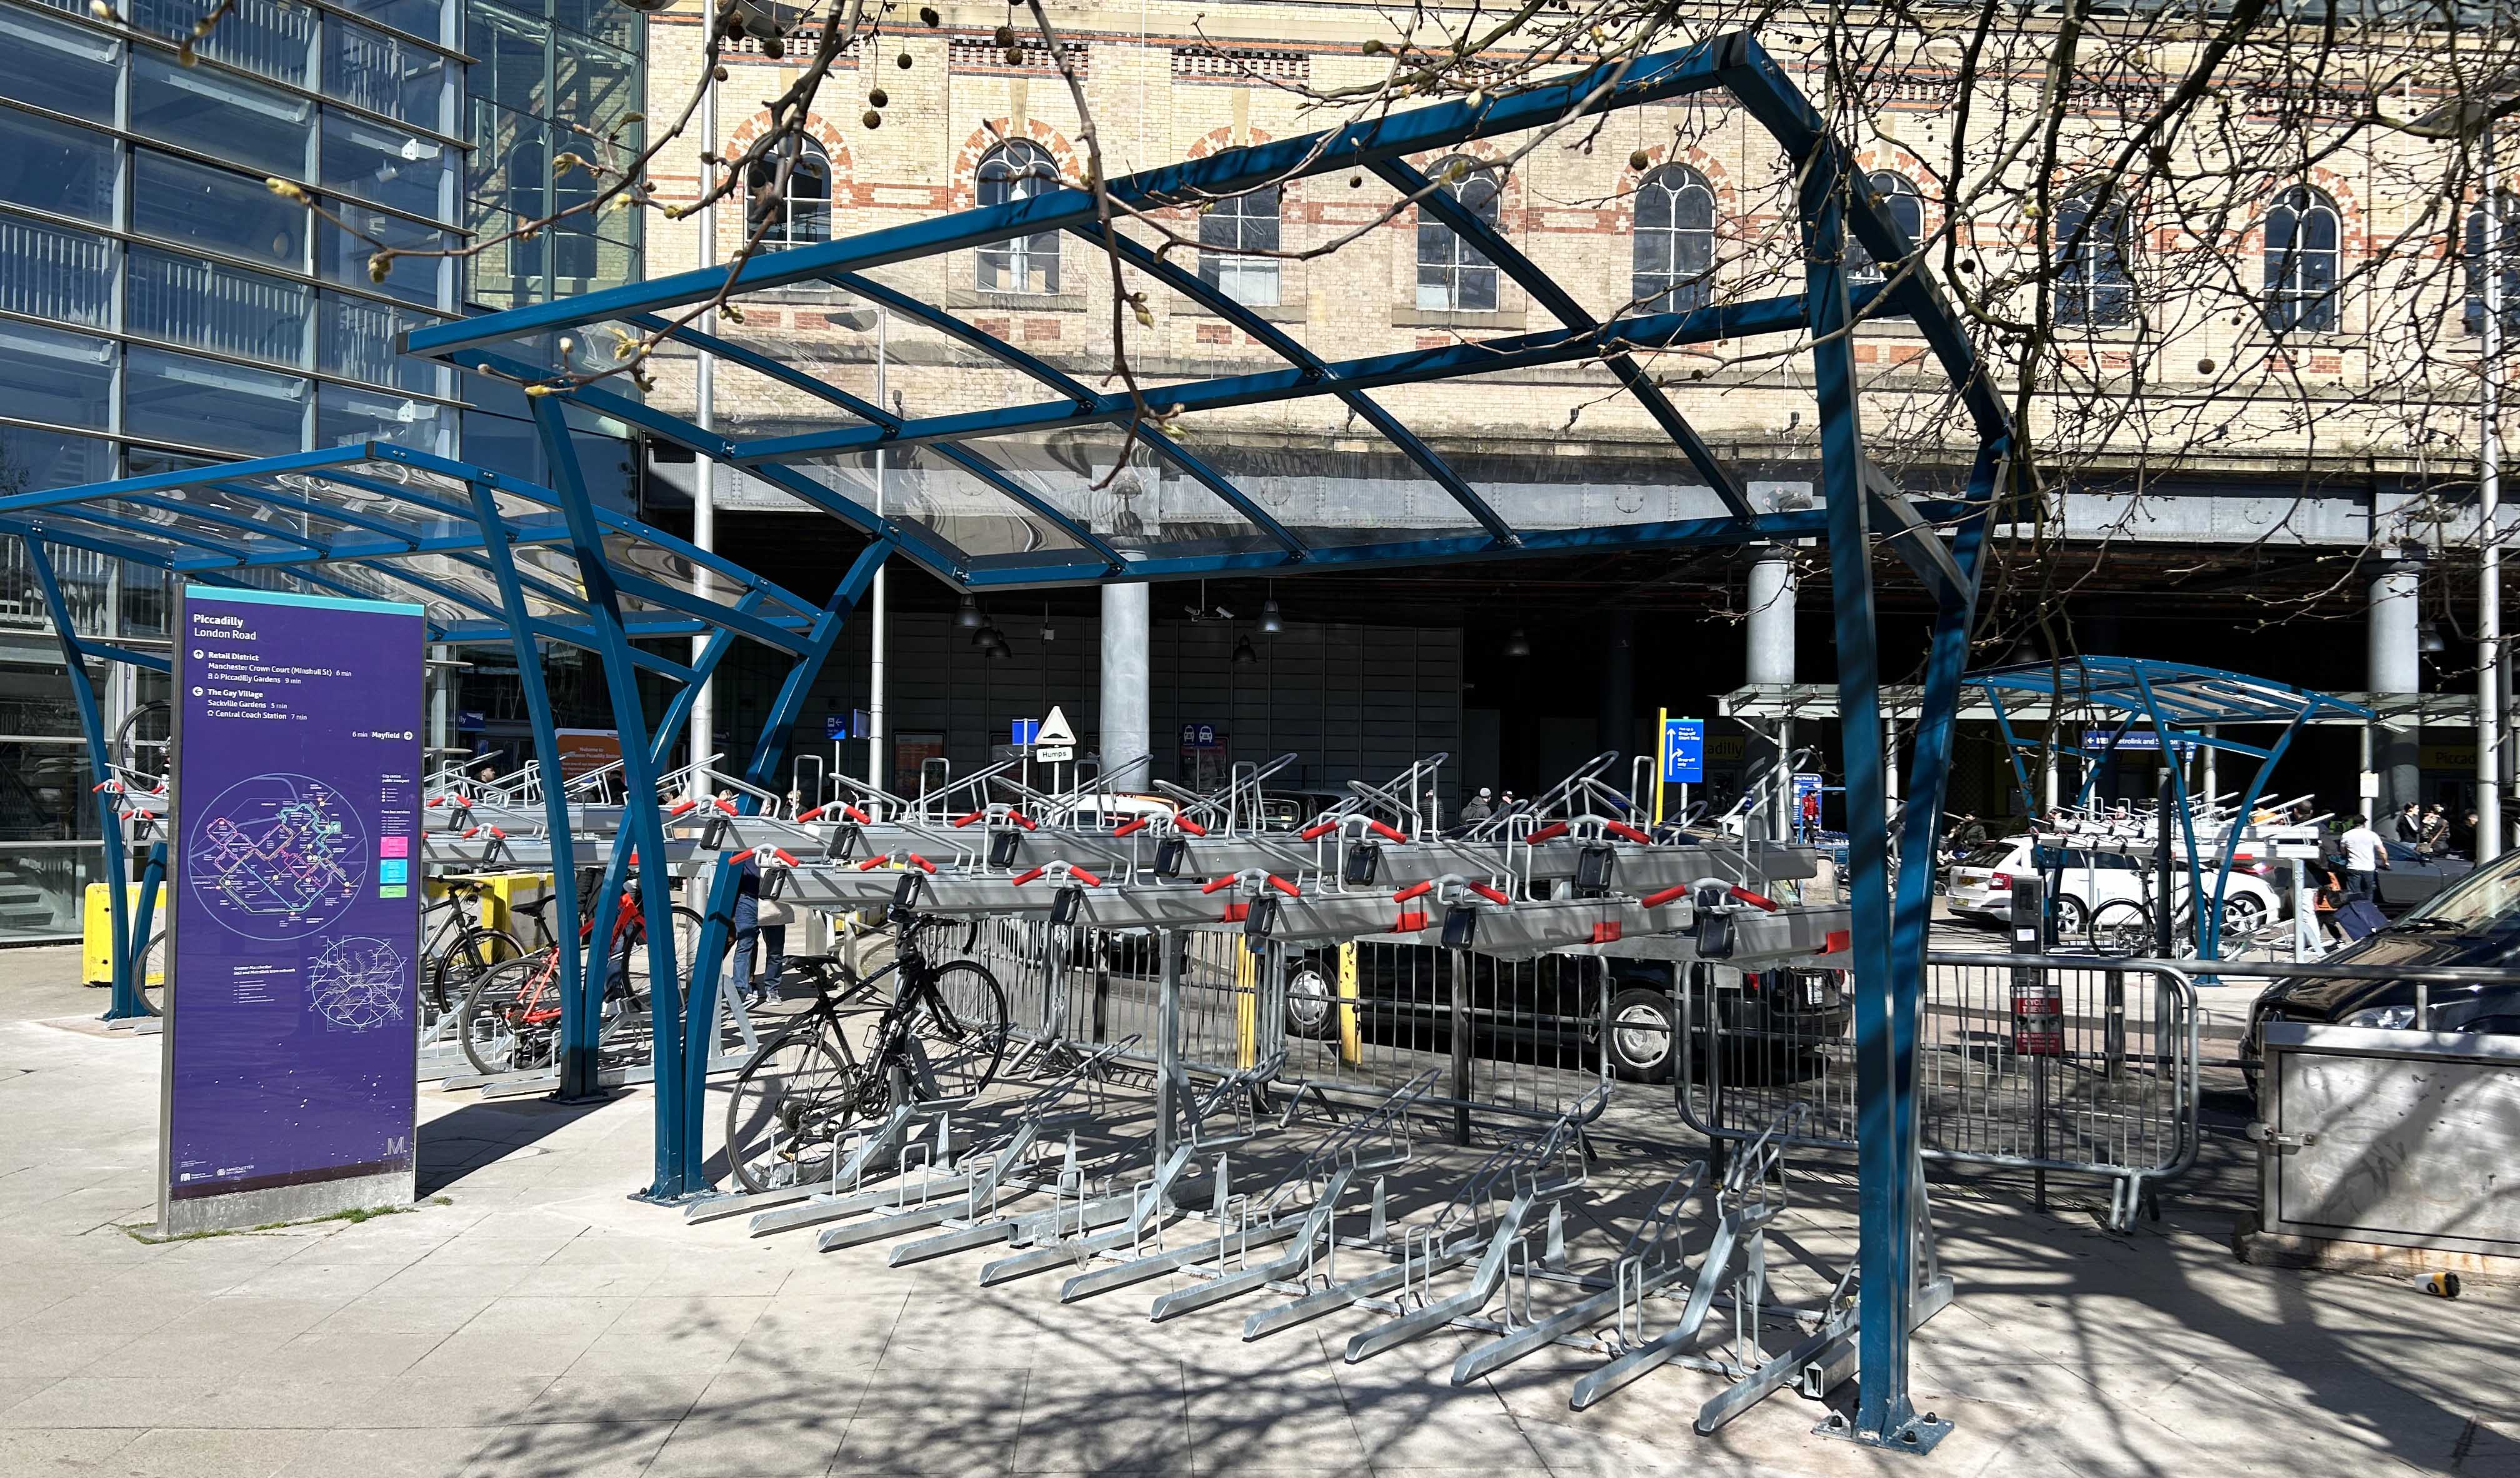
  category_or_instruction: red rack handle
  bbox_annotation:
[1524,822,1569,844]
[1729,885,1779,912]
[841,805,871,825]
[1367,820,1406,843]
[952,810,985,828]
[1393,880,1434,903]
[907,853,937,873]
[1200,874,1239,895]
[769,848,798,867]
[1068,866,1103,888]
[714,798,740,815]
[1174,817,1208,837]
[424,793,442,806]
[1008,811,1038,831]
[1604,820,1652,844]
[1468,882,1512,906]
[731,848,756,863]
[461,826,479,838]
[1011,866,1047,886]
[1820,929,1851,955]
[1641,883,1689,909]
[1299,820,1338,842]
[855,854,891,872]
[1113,817,1153,838]
[798,804,825,822]
[666,798,698,816]
[1267,873,1301,898]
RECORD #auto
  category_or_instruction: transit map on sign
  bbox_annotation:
[186,772,370,942]
[308,936,408,1032]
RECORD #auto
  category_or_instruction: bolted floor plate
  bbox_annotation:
[1813,1407,1954,1455]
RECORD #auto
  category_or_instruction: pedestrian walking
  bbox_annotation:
[2454,808,2481,859]
[2337,813,2389,903]
[2393,802,2424,845]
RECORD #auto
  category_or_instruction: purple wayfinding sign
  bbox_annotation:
[160,585,426,1234]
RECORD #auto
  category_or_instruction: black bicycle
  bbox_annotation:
[723,917,1011,1193]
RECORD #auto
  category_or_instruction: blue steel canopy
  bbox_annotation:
[390,27,2014,1450]
[1969,657,2374,745]
[402,31,2009,596]
[0,441,823,666]
[1968,657,2372,958]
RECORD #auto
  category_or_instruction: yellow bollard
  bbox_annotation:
[1235,944,1259,1068]
[1336,943,1363,1067]
[81,884,167,985]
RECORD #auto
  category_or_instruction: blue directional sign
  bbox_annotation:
[1661,718,1704,783]
[1012,718,1041,747]
[823,714,849,740]
[1179,723,1220,750]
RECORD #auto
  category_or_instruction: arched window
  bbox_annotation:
[1416,156,1502,313]
[976,139,1061,294]
[2466,191,2520,338]
[1632,164,1716,312]
[750,136,832,249]
[1848,170,1924,285]
[2263,185,2339,333]
[1198,185,1280,308]
[2054,188,2132,328]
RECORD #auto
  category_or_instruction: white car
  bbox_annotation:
[1945,837,2286,937]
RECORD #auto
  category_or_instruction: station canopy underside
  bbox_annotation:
[0,443,821,659]
[402,32,2008,593]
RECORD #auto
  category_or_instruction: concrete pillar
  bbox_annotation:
[1747,546,1798,835]
[2369,553,2422,817]
[1101,583,1151,791]
[1598,612,1634,763]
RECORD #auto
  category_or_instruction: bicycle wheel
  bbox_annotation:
[612,903,706,1009]
[113,700,170,785]
[2085,899,2154,957]
[136,930,167,1017]
[429,926,522,1018]
[724,1017,862,1193]
[459,955,559,1076]
[901,961,1011,1102]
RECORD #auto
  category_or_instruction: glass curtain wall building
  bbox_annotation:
[0,0,644,940]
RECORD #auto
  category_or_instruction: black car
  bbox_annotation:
[1284,942,1850,1085]
[2371,839,2477,916]
[2246,845,2520,1085]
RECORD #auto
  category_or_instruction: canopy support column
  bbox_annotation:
[674,540,892,1193]
[25,543,150,1021]
[1802,156,1948,1455]
[464,477,596,1100]
[529,403,686,1184]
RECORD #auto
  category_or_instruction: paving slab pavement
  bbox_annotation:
[2,942,2514,1477]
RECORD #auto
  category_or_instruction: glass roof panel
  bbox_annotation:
[959,425,1280,558]
[32,514,201,561]
[86,497,306,559]
[789,450,1088,563]
[1154,406,1487,550]
[142,480,411,549]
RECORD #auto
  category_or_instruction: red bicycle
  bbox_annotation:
[456,878,701,1076]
